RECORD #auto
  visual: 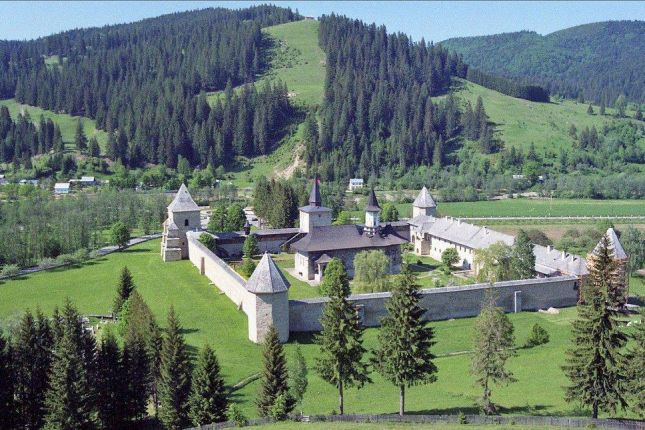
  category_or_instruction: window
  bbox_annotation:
[184,219,189,227]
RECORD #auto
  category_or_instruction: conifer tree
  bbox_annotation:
[256,325,294,417]
[288,345,308,410]
[510,229,535,279]
[122,335,150,423]
[13,309,53,430]
[315,258,370,415]
[159,306,192,430]
[587,104,594,115]
[599,100,606,115]
[189,344,229,425]
[0,329,15,430]
[243,234,259,258]
[96,328,126,429]
[374,267,437,415]
[88,136,100,158]
[44,300,95,430]
[74,119,87,151]
[113,266,135,317]
[625,303,645,417]
[471,290,516,414]
[563,236,628,419]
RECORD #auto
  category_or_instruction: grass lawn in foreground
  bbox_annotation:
[255,423,581,430]
[0,239,639,419]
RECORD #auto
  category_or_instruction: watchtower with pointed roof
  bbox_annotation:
[299,175,332,233]
[413,186,437,218]
[246,253,291,342]
[161,184,201,261]
[588,227,630,305]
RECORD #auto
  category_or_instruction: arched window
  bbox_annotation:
[184,219,189,227]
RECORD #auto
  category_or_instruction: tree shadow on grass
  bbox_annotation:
[287,332,317,345]
[410,404,553,416]
[122,248,149,254]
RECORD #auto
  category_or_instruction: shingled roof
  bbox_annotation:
[291,223,407,253]
[413,186,436,208]
[168,184,199,212]
[592,228,628,260]
[246,253,290,294]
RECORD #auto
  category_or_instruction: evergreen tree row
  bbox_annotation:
[466,68,550,103]
[308,14,468,181]
[0,107,62,166]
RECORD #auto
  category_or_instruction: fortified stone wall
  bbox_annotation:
[289,276,578,332]
[186,232,250,307]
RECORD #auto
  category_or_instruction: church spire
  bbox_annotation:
[309,175,322,207]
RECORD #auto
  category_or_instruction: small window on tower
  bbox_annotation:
[184,219,189,227]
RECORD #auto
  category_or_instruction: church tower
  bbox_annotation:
[364,188,380,236]
[298,175,332,233]
[413,186,437,218]
[161,184,201,261]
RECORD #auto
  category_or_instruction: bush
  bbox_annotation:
[198,233,216,252]
[525,323,550,348]
[38,258,59,269]
[268,393,289,421]
[229,404,247,427]
[0,264,20,278]
[72,248,90,263]
[239,258,257,278]
[458,410,468,424]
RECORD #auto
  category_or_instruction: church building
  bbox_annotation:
[291,179,407,281]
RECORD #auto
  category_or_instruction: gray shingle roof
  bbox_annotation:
[592,228,628,260]
[246,253,290,294]
[168,184,199,212]
[418,217,515,249]
[309,176,322,206]
[533,245,589,276]
[291,223,407,253]
[413,186,436,208]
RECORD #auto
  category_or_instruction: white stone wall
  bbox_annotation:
[424,235,475,269]
[299,210,332,233]
[289,275,579,332]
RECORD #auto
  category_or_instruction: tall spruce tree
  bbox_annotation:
[159,306,192,430]
[563,236,628,419]
[0,329,15,430]
[189,344,229,425]
[113,266,135,317]
[122,335,150,423]
[44,300,95,430]
[315,258,370,415]
[96,328,126,429]
[256,325,294,417]
[510,229,535,279]
[13,309,53,430]
[74,119,87,152]
[373,267,437,416]
[625,303,645,417]
[471,290,516,414]
[288,345,308,410]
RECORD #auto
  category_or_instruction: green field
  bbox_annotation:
[1,239,640,420]
[255,423,573,430]
[0,98,108,152]
[453,79,645,155]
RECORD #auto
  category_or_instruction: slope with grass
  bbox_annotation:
[453,79,644,155]
[0,98,108,151]
[0,238,640,419]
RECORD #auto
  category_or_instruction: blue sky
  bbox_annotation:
[0,1,643,42]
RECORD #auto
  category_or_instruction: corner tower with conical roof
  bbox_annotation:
[588,227,630,305]
[298,175,332,233]
[413,186,437,218]
[246,253,291,342]
[364,188,380,236]
[161,184,201,261]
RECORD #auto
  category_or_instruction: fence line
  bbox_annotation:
[185,413,644,430]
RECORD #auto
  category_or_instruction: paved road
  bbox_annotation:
[11,234,162,278]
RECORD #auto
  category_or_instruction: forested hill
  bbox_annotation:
[0,5,299,168]
[440,20,645,104]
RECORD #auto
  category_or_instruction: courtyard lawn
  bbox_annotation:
[0,239,639,420]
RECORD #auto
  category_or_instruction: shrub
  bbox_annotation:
[199,233,216,252]
[525,323,550,348]
[72,248,90,263]
[458,410,467,424]
[441,247,460,269]
[268,393,289,421]
[38,258,59,269]
[0,264,20,278]
[243,234,259,258]
[239,258,257,278]
[229,404,247,427]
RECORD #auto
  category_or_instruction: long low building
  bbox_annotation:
[409,187,589,278]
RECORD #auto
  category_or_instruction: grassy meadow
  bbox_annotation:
[1,238,641,420]
[0,98,108,152]
[453,79,645,155]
